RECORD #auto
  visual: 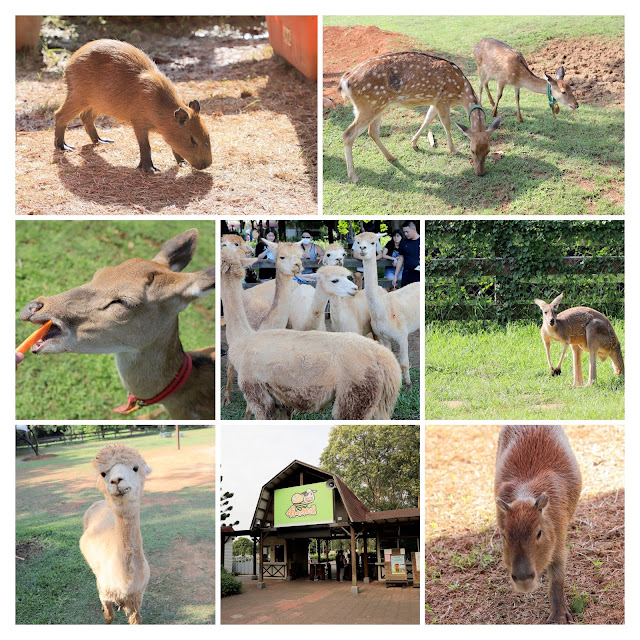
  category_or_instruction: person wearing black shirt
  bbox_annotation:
[393,221,421,288]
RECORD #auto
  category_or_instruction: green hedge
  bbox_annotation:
[425,220,624,322]
[221,566,243,598]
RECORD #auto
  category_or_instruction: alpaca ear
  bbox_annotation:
[240,257,260,268]
[376,233,387,240]
[301,272,320,282]
[263,239,277,250]
[144,465,153,475]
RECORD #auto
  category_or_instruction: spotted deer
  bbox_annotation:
[474,38,578,123]
[339,51,501,182]
[18,229,215,419]
[534,293,623,387]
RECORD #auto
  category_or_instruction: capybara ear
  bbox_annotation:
[534,493,549,511]
[174,107,189,125]
[496,498,510,513]
[188,100,201,115]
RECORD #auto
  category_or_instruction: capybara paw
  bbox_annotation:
[138,162,160,173]
[96,137,114,144]
[546,607,572,624]
[56,142,74,152]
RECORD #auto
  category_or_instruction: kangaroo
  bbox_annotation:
[495,425,582,624]
[534,293,624,386]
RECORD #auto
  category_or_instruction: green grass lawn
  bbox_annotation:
[16,428,215,625]
[15,221,215,420]
[425,321,624,419]
[323,15,624,215]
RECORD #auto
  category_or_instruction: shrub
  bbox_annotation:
[221,566,243,597]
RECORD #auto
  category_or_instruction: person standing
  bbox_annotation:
[255,228,277,281]
[393,221,420,288]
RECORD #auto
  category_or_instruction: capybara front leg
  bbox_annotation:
[133,125,158,173]
[173,150,187,166]
[546,557,571,624]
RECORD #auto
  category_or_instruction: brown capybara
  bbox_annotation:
[495,425,582,624]
[54,39,212,172]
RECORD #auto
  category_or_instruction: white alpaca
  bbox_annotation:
[221,248,402,419]
[322,243,382,337]
[353,232,421,389]
[80,444,152,625]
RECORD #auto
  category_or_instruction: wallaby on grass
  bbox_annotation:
[534,293,624,387]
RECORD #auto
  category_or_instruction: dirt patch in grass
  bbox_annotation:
[16,539,44,560]
[323,26,417,101]
[526,37,624,107]
[20,454,58,462]
[16,17,317,215]
[425,425,624,624]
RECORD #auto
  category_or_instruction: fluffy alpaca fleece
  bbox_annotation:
[80,444,152,624]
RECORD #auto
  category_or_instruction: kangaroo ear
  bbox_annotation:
[455,121,471,137]
[551,293,564,308]
[153,229,198,272]
[534,298,546,309]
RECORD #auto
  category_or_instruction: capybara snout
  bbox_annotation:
[495,426,581,624]
[54,39,212,172]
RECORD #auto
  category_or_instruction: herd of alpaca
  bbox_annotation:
[80,444,151,625]
[221,233,419,419]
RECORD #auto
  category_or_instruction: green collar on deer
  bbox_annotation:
[468,104,485,123]
[547,83,557,112]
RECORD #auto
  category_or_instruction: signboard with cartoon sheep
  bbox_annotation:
[273,482,334,527]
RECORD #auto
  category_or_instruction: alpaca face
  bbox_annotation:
[353,232,380,260]
[311,266,358,298]
[323,245,346,266]
[97,459,152,508]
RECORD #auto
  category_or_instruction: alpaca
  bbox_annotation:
[220,235,303,406]
[220,248,402,419]
[80,444,152,625]
[322,243,381,337]
[353,232,421,389]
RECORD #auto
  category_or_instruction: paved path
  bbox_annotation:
[222,578,419,625]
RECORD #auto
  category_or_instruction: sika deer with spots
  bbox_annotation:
[339,51,501,182]
[534,293,624,387]
[474,38,578,123]
[495,425,582,624]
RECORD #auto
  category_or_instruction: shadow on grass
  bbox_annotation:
[425,490,624,625]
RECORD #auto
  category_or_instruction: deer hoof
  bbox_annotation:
[552,368,561,376]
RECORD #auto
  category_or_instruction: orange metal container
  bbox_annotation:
[266,16,317,82]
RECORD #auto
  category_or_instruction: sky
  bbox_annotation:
[220,424,333,531]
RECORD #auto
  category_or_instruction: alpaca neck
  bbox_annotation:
[330,295,345,331]
[114,322,185,399]
[113,507,145,565]
[221,262,255,347]
[361,256,384,318]
[261,270,295,330]
[306,284,329,329]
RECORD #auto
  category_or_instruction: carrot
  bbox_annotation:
[16,320,53,354]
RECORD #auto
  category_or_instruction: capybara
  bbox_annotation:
[54,39,212,172]
[495,425,582,623]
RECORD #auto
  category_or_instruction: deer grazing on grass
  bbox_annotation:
[339,51,501,182]
[19,229,215,419]
[474,38,578,123]
[220,247,401,420]
[534,293,624,387]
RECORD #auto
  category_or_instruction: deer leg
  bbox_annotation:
[343,110,373,183]
[484,82,496,107]
[80,109,113,144]
[436,105,457,153]
[411,105,438,150]
[571,345,583,387]
[492,81,505,117]
[477,73,484,105]
[546,554,571,624]
[368,116,396,162]
[514,88,523,123]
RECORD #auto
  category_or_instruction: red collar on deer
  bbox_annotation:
[113,353,193,414]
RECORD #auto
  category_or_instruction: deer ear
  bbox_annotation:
[153,229,199,272]
[183,266,215,299]
[555,67,565,81]
[488,117,501,133]
[455,121,470,137]
[544,73,556,85]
